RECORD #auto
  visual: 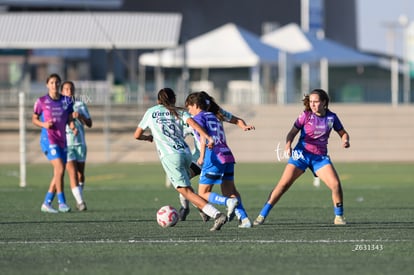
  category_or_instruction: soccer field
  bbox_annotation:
[0,162,413,275]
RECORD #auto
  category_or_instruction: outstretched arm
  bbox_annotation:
[229,114,255,131]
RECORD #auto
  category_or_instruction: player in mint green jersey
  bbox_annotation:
[134,88,228,231]
[61,81,92,211]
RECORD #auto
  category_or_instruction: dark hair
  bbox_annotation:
[199,91,225,121]
[302,94,311,111]
[303,88,330,111]
[185,92,209,111]
[46,73,61,84]
[311,89,330,109]
[157,88,180,118]
[61,81,75,93]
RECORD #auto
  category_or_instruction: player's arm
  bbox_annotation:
[67,113,78,136]
[197,135,206,166]
[134,127,153,142]
[285,126,300,156]
[228,115,255,131]
[186,117,214,149]
[74,112,92,128]
[337,129,350,148]
[32,113,53,129]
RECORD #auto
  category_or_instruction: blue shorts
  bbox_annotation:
[287,148,332,175]
[199,152,235,185]
[43,144,67,163]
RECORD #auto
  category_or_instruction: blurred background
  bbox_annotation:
[0,0,413,166]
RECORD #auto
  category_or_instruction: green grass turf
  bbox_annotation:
[0,162,413,275]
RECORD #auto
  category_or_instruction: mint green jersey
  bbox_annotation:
[66,101,91,146]
[138,104,191,159]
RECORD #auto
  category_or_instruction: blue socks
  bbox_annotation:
[208,192,227,205]
[43,192,55,205]
[334,202,344,216]
[259,203,273,217]
[57,192,67,204]
[235,198,248,220]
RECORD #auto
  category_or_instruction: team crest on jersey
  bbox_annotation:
[62,100,69,110]
[327,116,334,129]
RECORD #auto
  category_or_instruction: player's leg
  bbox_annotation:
[220,163,246,224]
[254,164,304,225]
[77,161,86,190]
[50,155,71,213]
[163,153,227,231]
[66,146,86,211]
[177,162,201,221]
[315,163,346,225]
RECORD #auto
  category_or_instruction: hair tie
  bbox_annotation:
[205,99,210,105]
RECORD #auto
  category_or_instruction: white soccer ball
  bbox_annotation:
[156,205,179,228]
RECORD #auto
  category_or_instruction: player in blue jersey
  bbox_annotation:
[32,73,75,213]
[134,88,228,231]
[178,91,254,226]
[61,81,92,211]
[184,92,253,228]
[254,89,350,226]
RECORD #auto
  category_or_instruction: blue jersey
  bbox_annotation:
[192,111,234,164]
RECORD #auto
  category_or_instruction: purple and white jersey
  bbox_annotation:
[192,111,234,164]
[34,94,73,148]
[294,110,344,156]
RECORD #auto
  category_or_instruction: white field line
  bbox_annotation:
[0,239,410,245]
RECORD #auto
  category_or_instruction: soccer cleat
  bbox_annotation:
[334,215,347,225]
[210,213,227,231]
[226,198,239,221]
[199,210,210,222]
[58,203,71,213]
[238,217,252,228]
[178,207,190,221]
[41,203,58,214]
[76,202,87,211]
[253,215,266,226]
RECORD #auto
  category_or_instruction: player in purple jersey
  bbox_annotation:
[185,92,253,228]
[32,73,76,213]
[185,92,239,223]
[177,93,255,223]
[254,89,350,226]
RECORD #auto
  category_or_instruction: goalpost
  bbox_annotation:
[19,91,27,187]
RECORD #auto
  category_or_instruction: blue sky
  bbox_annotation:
[356,0,414,59]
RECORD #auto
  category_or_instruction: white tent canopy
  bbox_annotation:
[262,23,312,54]
[262,23,380,95]
[262,23,379,65]
[139,23,280,68]
[139,23,281,104]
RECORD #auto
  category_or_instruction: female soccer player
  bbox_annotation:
[185,92,239,222]
[32,73,75,213]
[183,91,253,228]
[61,81,92,211]
[134,88,227,231]
[254,89,350,226]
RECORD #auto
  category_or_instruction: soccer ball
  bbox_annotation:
[156,205,179,228]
